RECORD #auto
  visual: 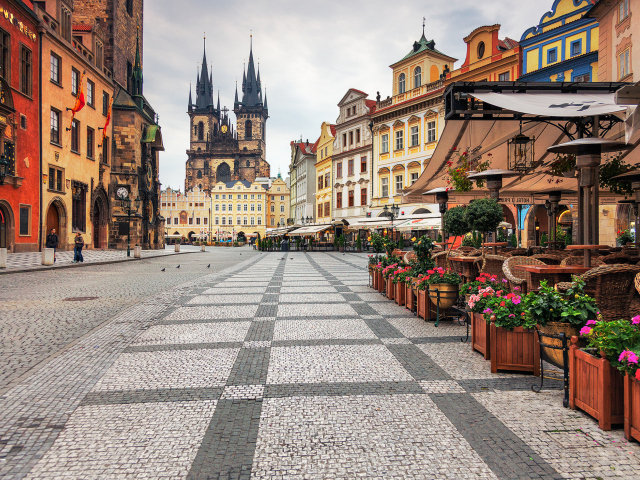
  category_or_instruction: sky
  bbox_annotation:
[143,0,555,192]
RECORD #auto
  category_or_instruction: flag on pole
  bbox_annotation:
[102,96,113,143]
[69,71,86,128]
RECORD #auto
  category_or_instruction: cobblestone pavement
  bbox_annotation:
[2,250,640,479]
[1,245,204,272]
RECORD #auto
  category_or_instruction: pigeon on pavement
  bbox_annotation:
[207,264,210,268]
[176,265,180,268]
[161,268,165,272]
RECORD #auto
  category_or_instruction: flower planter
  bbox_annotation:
[471,313,490,360]
[538,322,581,369]
[405,280,415,312]
[624,375,640,442]
[417,289,427,320]
[569,339,624,430]
[428,284,458,310]
[386,277,395,300]
[395,281,405,306]
[377,271,385,294]
[370,268,376,290]
[490,322,540,376]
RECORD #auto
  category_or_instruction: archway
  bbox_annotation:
[92,199,107,249]
[0,201,14,251]
[412,207,432,215]
[44,198,68,250]
[217,162,231,183]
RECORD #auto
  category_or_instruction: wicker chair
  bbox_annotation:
[474,254,508,283]
[503,256,545,294]
[556,264,640,322]
[560,255,605,267]
[433,251,448,270]
[467,249,483,257]
[507,248,528,257]
[600,253,632,265]
[404,251,417,264]
[532,254,563,265]
[455,246,475,253]
[432,246,444,254]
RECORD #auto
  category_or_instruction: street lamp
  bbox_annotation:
[382,203,400,242]
[0,154,9,185]
[119,195,141,257]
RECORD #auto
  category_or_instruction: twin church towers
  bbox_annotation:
[185,37,270,193]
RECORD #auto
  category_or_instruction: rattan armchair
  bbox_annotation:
[455,246,475,253]
[505,248,528,257]
[404,251,417,264]
[560,255,604,267]
[532,254,563,265]
[503,256,545,294]
[474,254,508,283]
[433,251,448,269]
[600,253,632,265]
[556,264,640,322]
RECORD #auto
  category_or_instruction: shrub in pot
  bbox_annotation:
[463,199,503,271]
[464,275,503,359]
[356,234,362,252]
[616,330,640,442]
[444,206,471,257]
[416,267,461,310]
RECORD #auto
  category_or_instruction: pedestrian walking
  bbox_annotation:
[45,228,59,262]
[73,232,84,263]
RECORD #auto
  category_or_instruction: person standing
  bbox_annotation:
[73,232,84,263]
[45,228,59,262]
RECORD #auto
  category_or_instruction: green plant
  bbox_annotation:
[333,236,339,250]
[446,148,490,192]
[383,237,398,256]
[464,199,503,235]
[617,229,635,246]
[356,234,362,250]
[370,232,386,254]
[337,234,346,247]
[296,237,301,249]
[461,233,475,247]
[510,233,518,248]
[540,232,548,247]
[416,267,462,290]
[565,227,572,246]
[560,278,598,326]
[437,233,442,243]
[600,153,638,196]
[523,281,564,327]
[581,316,640,369]
[473,231,482,248]
[548,153,576,177]
[444,206,471,239]
[390,265,413,284]
[412,235,435,268]
[483,292,527,330]
[398,235,405,249]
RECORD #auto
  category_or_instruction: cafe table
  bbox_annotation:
[514,264,591,291]
[566,244,610,268]
[482,242,508,255]
[449,256,478,284]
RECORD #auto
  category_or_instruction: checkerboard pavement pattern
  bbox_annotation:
[2,251,640,479]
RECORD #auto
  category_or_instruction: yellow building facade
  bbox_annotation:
[315,122,335,224]
[267,176,290,228]
[211,180,268,238]
[371,33,456,216]
[161,187,211,242]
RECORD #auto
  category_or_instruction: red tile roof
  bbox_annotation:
[73,24,92,32]
[365,99,377,113]
[349,88,368,96]
[330,124,337,136]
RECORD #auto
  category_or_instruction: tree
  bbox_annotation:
[464,199,503,270]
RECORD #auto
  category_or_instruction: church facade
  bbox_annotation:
[185,39,270,194]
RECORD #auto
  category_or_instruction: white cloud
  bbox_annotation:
[143,0,552,191]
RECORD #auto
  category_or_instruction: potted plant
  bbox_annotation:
[463,199,503,271]
[617,335,640,442]
[391,265,412,307]
[484,291,539,375]
[444,206,471,259]
[617,229,635,246]
[417,267,461,311]
[356,234,362,253]
[338,234,346,253]
[571,317,640,430]
[463,274,504,359]
[382,262,400,300]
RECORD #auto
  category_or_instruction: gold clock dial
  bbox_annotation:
[221,125,228,133]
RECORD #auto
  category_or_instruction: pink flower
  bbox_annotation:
[483,308,493,314]
[619,350,639,364]
[508,314,515,318]
[636,370,640,381]
[511,296,521,305]
[502,279,508,283]
[632,315,640,325]
[514,286,521,291]
[586,320,597,326]
[579,326,592,336]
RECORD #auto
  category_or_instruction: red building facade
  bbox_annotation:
[0,0,40,252]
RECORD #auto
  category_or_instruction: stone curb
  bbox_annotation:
[0,249,202,275]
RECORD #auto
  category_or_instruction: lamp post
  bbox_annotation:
[611,170,640,247]
[382,203,400,242]
[533,189,576,250]
[120,196,141,257]
[0,154,9,185]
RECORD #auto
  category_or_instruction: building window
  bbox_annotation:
[215,194,219,200]
[280,195,284,200]
[236,216,241,225]
[411,172,419,184]
[197,122,204,140]
[348,190,354,207]
[102,136,109,164]
[103,92,109,115]
[573,73,591,82]
[271,204,275,212]
[228,203,232,211]
[360,188,367,206]
[243,217,248,225]
[398,73,406,94]
[50,53,61,84]
[318,175,323,190]
[245,120,252,138]
[498,72,510,81]
[349,131,353,145]
[427,121,436,143]
[619,0,630,22]
[395,130,404,150]
[127,61,132,93]
[381,177,389,197]
[0,29,9,82]
[243,204,248,211]
[395,175,403,192]
[251,204,255,212]
[204,218,208,225]
[221,204,226,212]
[324,202,330,217]
[222,217,226,225]
[72,182,87,232]
[196,217,202,225]
[336,192,342,209]
[174,217,178,225]
[381,134,389,153]
[188,217,193,225]
[414,66,422,88]
[126,0,134,16]
[228,216,233,225]
[48,166,64,192]
[71,68,79,95]
[620,49,631,79]
[215,217,219,225]
[19,205,31,236]
[257,204,262,212]
[257,217,262,225]
[570,41,581,57]
[342,133,347,147]
[50,109,60,144]
[348,159,354,176]
[547,48,558,64]
[270,217,275,226]
[325,173,330,188]
[360,157,367,173]
[356,129,360,143]
[222,194,226,199]
[20,46,32,96]
[71,120,80,153]
[318,203,323,217]
[87,80,94,107]
[250,216,255,225]
[215,204,219,212]
[87,127,94,159]
[280,204,285,213]
[410,126,419,146]
[336,162,342,178]
[244,194,248,199]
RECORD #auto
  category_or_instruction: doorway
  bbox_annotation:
[47,204,60,236]
[92,199,108,249]
[0,205,7,249]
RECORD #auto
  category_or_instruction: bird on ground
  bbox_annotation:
[176,265,180,268]
[161,268,165,272]
[207,264,210,268]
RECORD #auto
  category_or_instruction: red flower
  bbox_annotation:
[500,301,506,307]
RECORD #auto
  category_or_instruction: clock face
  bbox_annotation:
[146,160,154,189]
[221,125,228,133]
[117,187,128,199]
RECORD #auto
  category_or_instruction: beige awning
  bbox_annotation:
[288,224,333,235]
[395,217,442,230]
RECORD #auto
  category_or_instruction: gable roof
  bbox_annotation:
[224,180,252,189]
[338,88,368,106]
[391,33,455,66]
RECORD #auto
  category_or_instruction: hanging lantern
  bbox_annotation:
[508,126,535,172]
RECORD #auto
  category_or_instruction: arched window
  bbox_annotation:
[197,122,204,141]
[245,120,252,139]
[398,73,406,94]
[217,163,231,183]
[414,67,421,88]
[197,170,202,179]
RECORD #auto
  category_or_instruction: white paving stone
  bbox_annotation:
[276,303,357,318]
[164,304,259,320]
[187,294,263,304]
[273,319,377,341]
[133,322,251,345]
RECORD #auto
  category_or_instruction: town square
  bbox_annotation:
[2,0,640,478]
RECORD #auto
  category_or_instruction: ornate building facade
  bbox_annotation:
[185,39,270,193]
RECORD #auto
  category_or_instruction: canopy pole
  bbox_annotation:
[593,116,600,246]
[577,126,584,245]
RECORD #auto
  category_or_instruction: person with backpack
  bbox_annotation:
[73,232,84,263]
[45,228,59,262]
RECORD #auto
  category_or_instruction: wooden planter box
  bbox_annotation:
[377,271,385,294]
[395,281,405,306]
[569,342,624,431]
[490,323,540,376]
[625,375,640,442]
[471,313,490,360]
[417,289,427,320]
[405,281,415,312]
[372,270,378,290]
[386,278,395,300]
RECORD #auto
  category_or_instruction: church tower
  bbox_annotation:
[234,37,270,179]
